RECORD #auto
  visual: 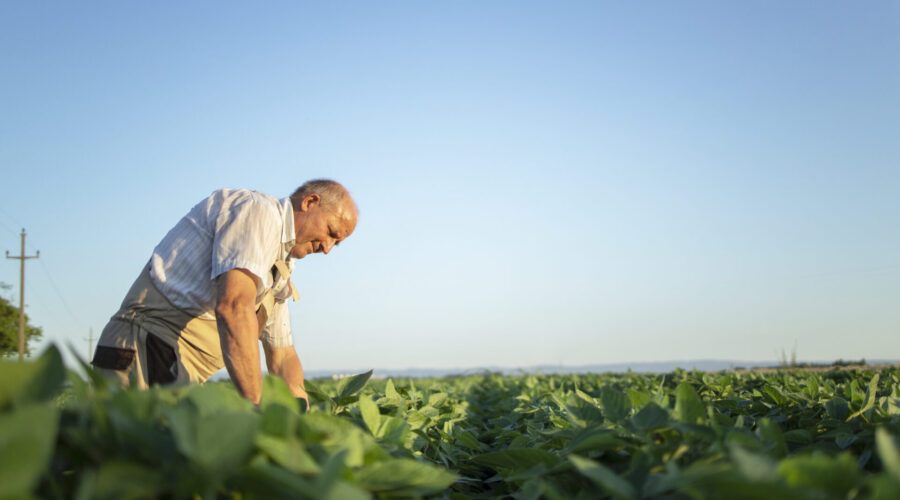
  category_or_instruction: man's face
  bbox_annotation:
[290,194,357,259]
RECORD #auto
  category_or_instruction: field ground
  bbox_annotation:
[3,346,900,499]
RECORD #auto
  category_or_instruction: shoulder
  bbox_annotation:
[207,189,282,222]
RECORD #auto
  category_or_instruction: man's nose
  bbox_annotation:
[322,240,333,254]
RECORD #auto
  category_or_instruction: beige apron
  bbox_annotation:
[92,261,295,389]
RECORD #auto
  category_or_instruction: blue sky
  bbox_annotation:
[1,1,898,373]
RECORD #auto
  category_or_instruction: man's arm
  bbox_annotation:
[215,268,263,405]
[263,344,308,403]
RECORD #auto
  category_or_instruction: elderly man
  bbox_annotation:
[91,179,358,406]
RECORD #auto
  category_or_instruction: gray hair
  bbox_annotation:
[290,179,352,211]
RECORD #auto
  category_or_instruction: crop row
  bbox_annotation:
[3,346,900,499]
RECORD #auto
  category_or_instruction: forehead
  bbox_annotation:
[326,203,356,232]
[332,203,358,234]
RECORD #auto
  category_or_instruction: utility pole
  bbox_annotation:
[6,228,39,361]
[84,328,93,361]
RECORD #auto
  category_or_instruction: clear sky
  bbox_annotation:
[1,1,898,374]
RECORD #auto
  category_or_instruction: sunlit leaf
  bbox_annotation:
[570,454,637,500]
[0,403,59,498]
[337,369,374,400]
[0,345,65,409]
[674,383,707,424]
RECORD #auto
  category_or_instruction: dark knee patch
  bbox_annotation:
[91,346,136,371]
[146,333,178,385]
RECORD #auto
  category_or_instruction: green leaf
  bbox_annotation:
[886,397,900,416]
[377,415,411,445]
[319,480,371,500]
[728,443,777,482]
[358,394,381,436]
[674,383,707,424]
[427,392,448,407]
[561,427,626,455]
[569,455,637,500]
[107,391,179,463]
[170,409,259,477]
[726,429,765,453]
[235,461,318,499]
[0,344,66,409]
[630,402,670,431]
[0,403,59,498]
[355,459,457,496]
[356,394,410,445]
[181,382,254,415]
[405,410,430,430]
[385,378,401,399]
[255,434,321,474]
[600,386,632,422]
[876,427,900,480]
[835,433,858,450]
[850,379,864,406]
[566,391,604,426]
[653,378,669,407]
[296,412,388,467]
[456,430,487,451]
[627,388,652,409]
[824,397,850,420]
[259,402,297,437]
[805,375,819,399]
[261,374,300,412]
[761,386,786,406]
[866,475,900,500]
[776,452,860,496]
[847,373,880,421]
[88,460,166,500]
[337,369,374,400]
[755,418,787,458]
[783,429,813,445]
[314,449,350,495]
[303,378,332,404]
[473,448,561,473]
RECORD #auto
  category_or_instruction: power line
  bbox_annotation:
[37,257,84,328]
[0,205,25,236]
[0,219,18,238]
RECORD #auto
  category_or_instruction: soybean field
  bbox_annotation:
[3,346,900,499]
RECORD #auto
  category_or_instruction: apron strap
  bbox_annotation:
[273,260,300,302]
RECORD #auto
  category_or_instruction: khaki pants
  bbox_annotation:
[92,263,227,388]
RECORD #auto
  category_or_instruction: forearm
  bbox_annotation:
[216,307,263,404]
[265,345,308,400]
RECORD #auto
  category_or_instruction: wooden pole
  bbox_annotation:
[6,229,39,361]
[85,328,93,361]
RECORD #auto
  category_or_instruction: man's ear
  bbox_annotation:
[300,193,321,211]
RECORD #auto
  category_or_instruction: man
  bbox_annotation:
[91,179,358,406]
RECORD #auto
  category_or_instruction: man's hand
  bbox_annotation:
[263,344,308,405]
[215,268,263,405]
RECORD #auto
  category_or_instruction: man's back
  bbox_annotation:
[149,188,294,318]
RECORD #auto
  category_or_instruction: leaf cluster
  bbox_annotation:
[0,346,456,499]
[6,347,900,499]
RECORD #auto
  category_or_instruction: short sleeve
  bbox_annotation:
[209,195,281,289]
[260,300,293,348]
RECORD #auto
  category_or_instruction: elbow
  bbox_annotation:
[214,301,233,321]
[214,301,236,325]
[215,299,256,336]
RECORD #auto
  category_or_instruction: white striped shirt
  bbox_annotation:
[149,189,296,347]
